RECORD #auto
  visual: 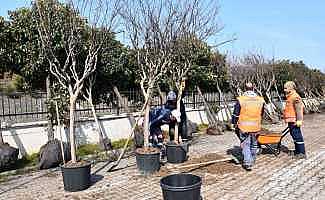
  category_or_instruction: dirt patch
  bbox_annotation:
[206,126,222,135]
[183,153,240,175]
[155,153,241,178]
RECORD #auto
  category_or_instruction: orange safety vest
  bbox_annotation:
[283,91,303,123]
[237,95,265,132]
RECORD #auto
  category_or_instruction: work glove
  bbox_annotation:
[296,120,303,127]
[171,110,181,123]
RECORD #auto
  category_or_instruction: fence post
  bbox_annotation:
[193,91,196,109]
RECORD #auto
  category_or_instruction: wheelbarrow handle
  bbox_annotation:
[281,127,290,138]
[282,127,290,133]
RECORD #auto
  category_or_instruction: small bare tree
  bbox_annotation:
[81,76,108,150]
[35,0,120,163]
[120,0,175,147]
[121,0,224,145]
[228,53,282,121]
[164,0,224,142]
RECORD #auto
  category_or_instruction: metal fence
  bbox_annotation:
[0,90,235,123]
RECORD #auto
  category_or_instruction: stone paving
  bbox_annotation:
[0,113,325,200]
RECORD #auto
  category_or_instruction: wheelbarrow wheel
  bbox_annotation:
[256,144,262,155]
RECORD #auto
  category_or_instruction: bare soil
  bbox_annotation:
[206,126,222,135]
[135,147,160,154]
[156,153,240,177]
[183,153,240,175]
[63,160,90,168]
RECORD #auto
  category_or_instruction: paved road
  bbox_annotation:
[0,113,325,200]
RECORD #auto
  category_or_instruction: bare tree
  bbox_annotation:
[120,0,175,147]
[35,0,120,163]
[121,0,224,144]
[81,75,108,150]
[228,53,282,121]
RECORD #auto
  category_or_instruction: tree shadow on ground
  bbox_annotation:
[226,145,243,163]
[90,174,104,186]
[258,144,290,155]
[227,144,291,162]
[0,168,60,195]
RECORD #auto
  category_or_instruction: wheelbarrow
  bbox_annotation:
[257,127,290,156]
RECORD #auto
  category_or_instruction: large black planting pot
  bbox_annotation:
[61,162,91,192]
[160,173,202,200]
[166,142,189,164]
[135,147,160,174]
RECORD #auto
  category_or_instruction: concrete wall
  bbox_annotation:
[1,109,210,156]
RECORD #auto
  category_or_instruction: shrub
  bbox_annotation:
[12,74,26,91]
[198,123,209,131]
[112,139,134,149]
[77,144,101,157]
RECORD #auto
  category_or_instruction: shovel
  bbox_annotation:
[107,97,150,172]
[106,122,140,172]
[167,157,233,170]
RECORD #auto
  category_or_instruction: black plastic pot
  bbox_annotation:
[160,173,202,200]
[61,162,91,192]
[166,142,189,164]
[135,149,160,174]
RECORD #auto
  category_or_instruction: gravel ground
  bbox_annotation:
[0,113,324,200]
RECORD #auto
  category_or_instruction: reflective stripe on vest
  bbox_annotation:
[283,91,303,123]
[237,96,264,132]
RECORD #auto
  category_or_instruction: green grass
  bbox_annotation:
[77,139,135,157]
[111,138,134,149]
[0,139,136,181]
[198,123,209,131]
[0,153,39,183]
[7,152,39,170]
[77,143,102,157]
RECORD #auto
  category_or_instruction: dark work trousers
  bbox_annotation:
[149,130,164,149]
[288,122,306,155]
[169,120,187,141]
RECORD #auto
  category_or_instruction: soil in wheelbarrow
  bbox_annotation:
[156,153,241,177]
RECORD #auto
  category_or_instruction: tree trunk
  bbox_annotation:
[89,99,106,149]
[46,75,54,141]
[216,81,231,121]
[157,87,165,106]
[197,86,217,125]
[143,98,151,147]
[113,86,136,126]
[55,101,66,164]
[69,96,77,163]
[174,97,181,143]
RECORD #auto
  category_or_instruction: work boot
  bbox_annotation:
[293,153,307,160]
[242,164,252,171]
[160,146,166,160]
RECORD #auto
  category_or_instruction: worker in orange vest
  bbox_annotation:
[283,81,306,159]
[231,82,265,171]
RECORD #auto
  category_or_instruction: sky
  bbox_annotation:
[217,0,325,72]
[0,0,324,72]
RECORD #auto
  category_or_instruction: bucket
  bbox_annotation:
[135,149,160,174]
[61,162,91,192]
[160,173,202,200]
[166,142,189,164]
